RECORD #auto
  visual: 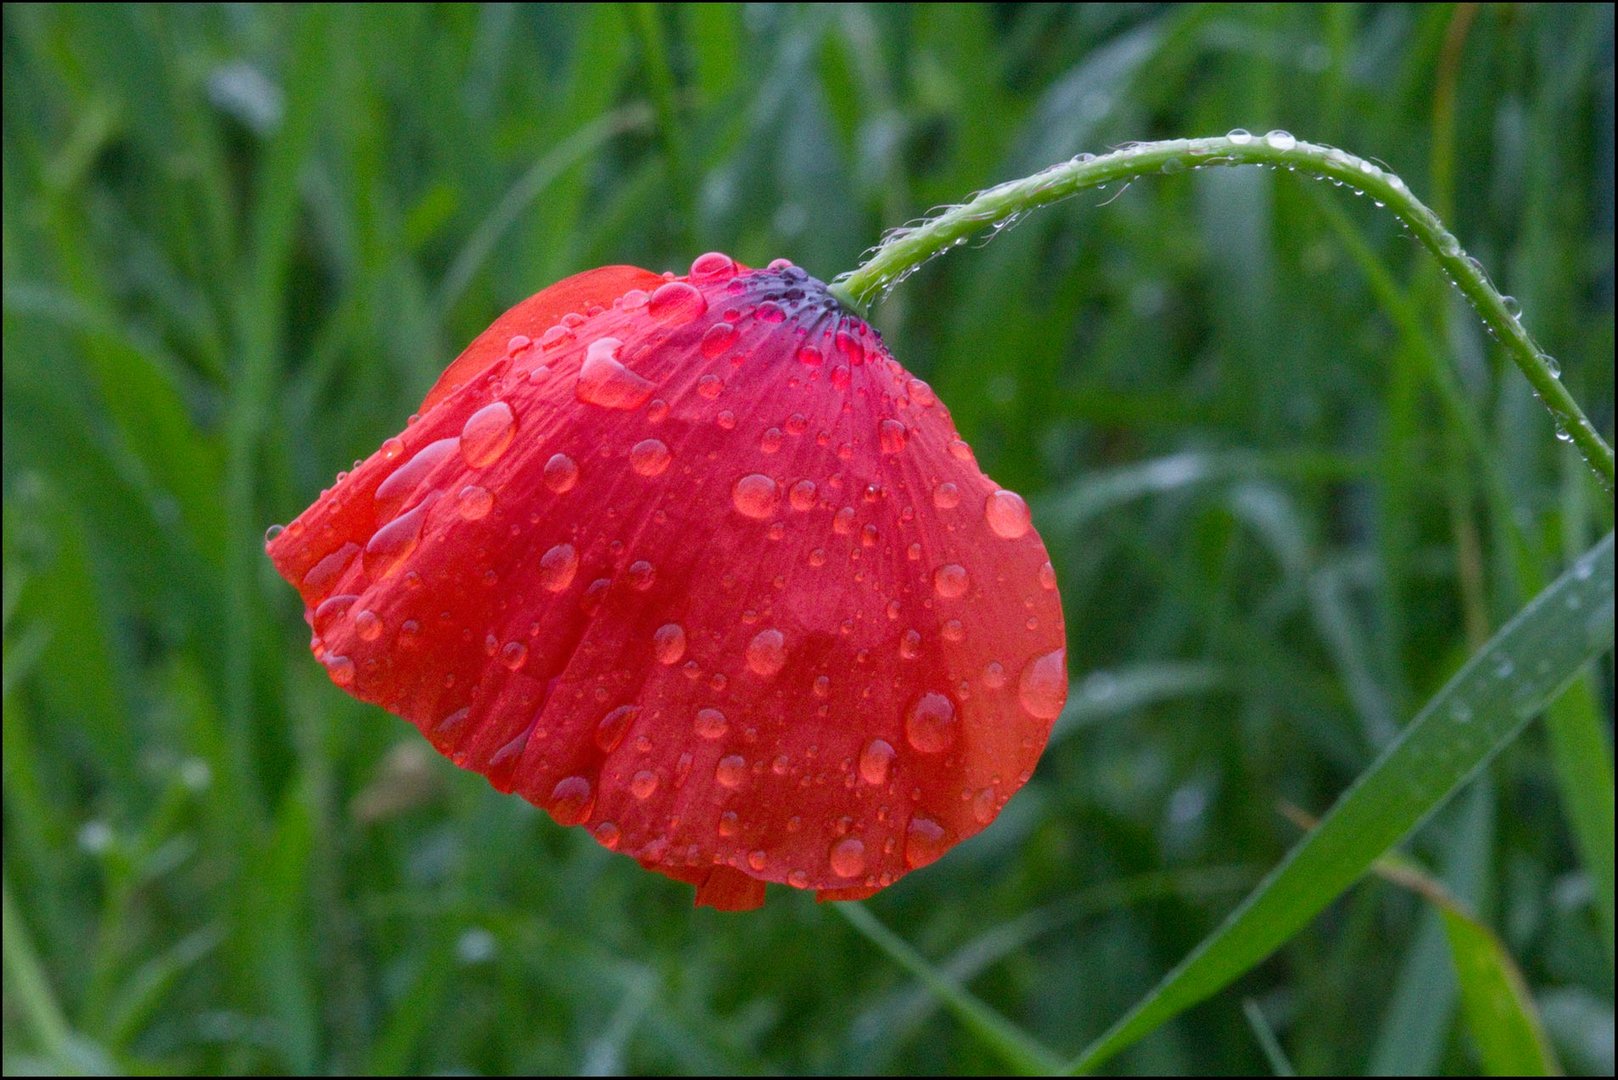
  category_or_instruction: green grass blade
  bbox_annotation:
[834,903,1063,1076]
[1066,532,1615,1074]
[1439,907,1559,1075]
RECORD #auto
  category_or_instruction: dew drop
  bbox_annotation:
[984,490,1031,538]
[539,543,579,592]
[460,402,516,467]
[879,418,908,453]
[690,251,737,282]
[458,484,494,520]
[499,641,528,671]
[653,623,686,664]
[325,655,355,685]
[696,373,724,399]
[1018,648,1067,720]
[630,438,671,476]
[375,437,459,520]
[933,563,970,598]
[648,280,707,323]
[1263,129,1296,150]
[576,338,654,409]
[595,704,640,753]
[625,559,656,590]
[380,437,405,461]
[904,816,948,868]
[1039,561,1058,590]
[829,837,867,878]
[746,628,786,677]
[549,776,595,825]
[905,692,957,753]
[900,629,922,659]
[354,608,383,641]
[789,479,818,510]
[630,770,659,800]
[715,754,748,789]
[543,453,579,493]
[1227,127,1253,145]
[364,499,432,578]
[859,739,896,785]
[733,474,779,519]
[694,707,729,740]
[700,321,738,359]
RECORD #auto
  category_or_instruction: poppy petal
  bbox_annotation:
[268,255,1066,907]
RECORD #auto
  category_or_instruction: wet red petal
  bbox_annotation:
[267,255,1067,908]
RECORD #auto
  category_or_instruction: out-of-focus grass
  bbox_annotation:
[3,4,1613,1074]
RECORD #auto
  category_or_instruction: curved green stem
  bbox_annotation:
[827,134,1614,489]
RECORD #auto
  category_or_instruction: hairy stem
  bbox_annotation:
[828,134,1614,488]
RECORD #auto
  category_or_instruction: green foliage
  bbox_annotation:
[3,3,1613,1074]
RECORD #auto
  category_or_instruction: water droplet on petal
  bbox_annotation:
[461,402,516,467]
[653,623,686,664]
[354,609,383,641]
[746,629,786,677]
[859,739,896,785]
[905,692,957,753]
[576,337,654,409]
[375,437,459,520]
[830,837,866,877]
[984,490,1031,538]
[733,474,779,519]
[789,480,817,510]
[630,770,658,800]
[933,564,970,598]
[1018,648,1067,720]
[694,708,728,739]
[932,482,960,509]
[1039,562,1058,590]
[1226,127,1253,144]
[715,755,747,788]
[499,641,528,671]
[904,816,947,868]
[364,499,433,578]
[539,543,579,592]
[879,419,908,453]
[630,438,671,476]
[457,484,494,520]
[549,776,595,824]
[595,704,640,752]
[648,281,706,323]
[700,321,738,358]
[543,453,579,493]
[689,251,737,282]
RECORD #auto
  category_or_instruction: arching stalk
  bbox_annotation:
[828,133,1613,489]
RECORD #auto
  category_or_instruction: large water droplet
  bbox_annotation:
[648,280,706,323]
[1018,648,1067,720]
[543,453,579,493]
[595,704,639,753]
[458,484,494,520]
[904,816,947,868]
[715,754,747,788]
[932,482,960,509]
[1226,128,1253,145]
[984,490,1031,538]
[829,837,867,878]
[364,498,432,577]
[694,707,728,739]
[549,776,595,824]
[375,437,459,520]
[689,251,737,283]
[630,770,658,800]
[905,692,957,753]
[576,338,654,409]
[700,321,738,359]
[354,608,383,641]
[630,438,671,476]
[461,401,516,467]
[539,543,579,592]
[879,419,908,453]
[1264,129,1296,150]
[747,628,786,677]
[933,564,970,598]
[653,623,686,664]
[859,739,896,785]
[733,474,779,519]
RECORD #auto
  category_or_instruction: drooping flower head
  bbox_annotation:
[266,254,1066,909]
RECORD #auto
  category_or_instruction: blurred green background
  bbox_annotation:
[3,3,1614,1074]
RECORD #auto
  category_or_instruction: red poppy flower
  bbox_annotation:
[267,254,1066,910]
